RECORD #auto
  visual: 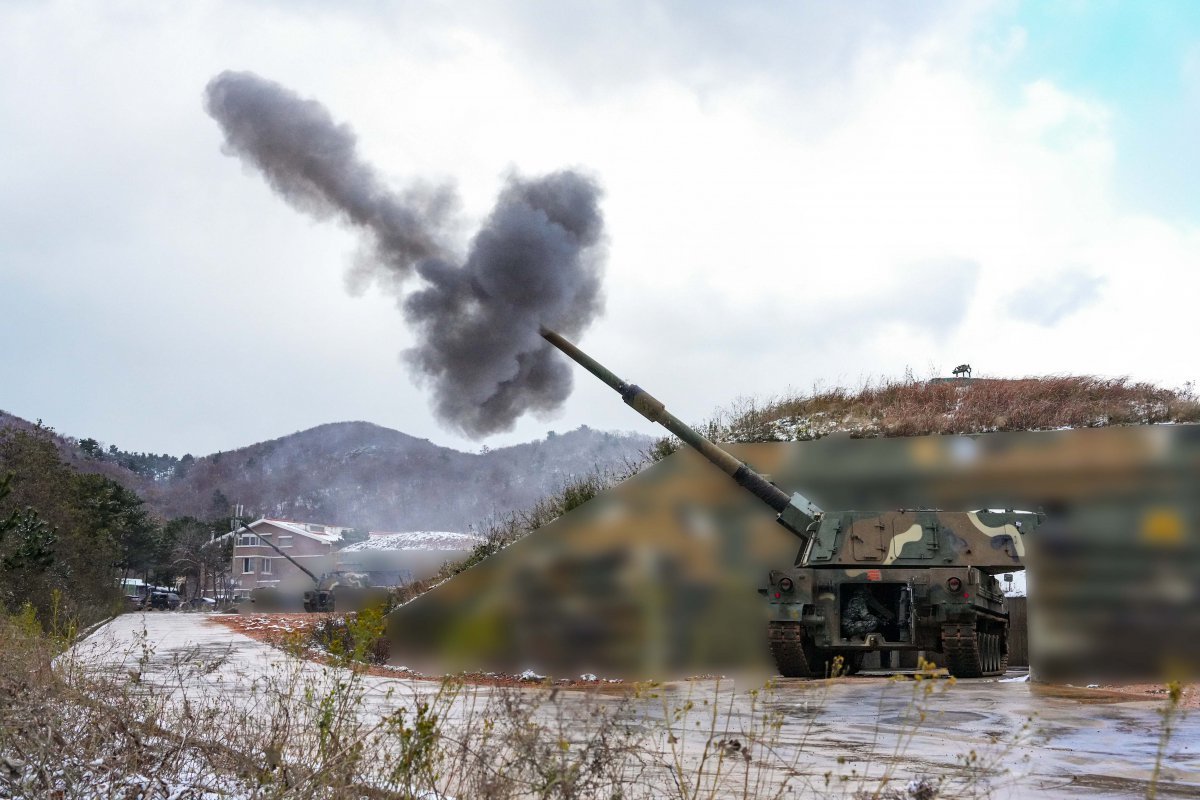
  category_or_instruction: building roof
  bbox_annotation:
[341,531,481,553]
[219,517,350,545]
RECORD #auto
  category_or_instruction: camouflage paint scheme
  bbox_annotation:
[385,327,1198,680]
[763,507,1040,676]
[538,328,1037,677]
[384,427,1198,682]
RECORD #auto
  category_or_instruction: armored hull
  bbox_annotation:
[764,508,1036,677]
[540,328,1036,679]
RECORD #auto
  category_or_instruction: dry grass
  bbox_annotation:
[696,376,1200,444]
[403,375,1200,609]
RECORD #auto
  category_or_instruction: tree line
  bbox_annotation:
[0,426,233,626]
[77,435,192,481]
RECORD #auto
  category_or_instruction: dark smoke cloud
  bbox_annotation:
[204,71,605,437]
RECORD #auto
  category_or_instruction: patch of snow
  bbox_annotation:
[375,664,420,676]
[517,669,545,681]
[341,531,482,552]
[999,674,1030,683]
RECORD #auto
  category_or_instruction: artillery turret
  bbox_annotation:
[542,328,1039,677]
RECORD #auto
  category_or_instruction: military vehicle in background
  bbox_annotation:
[541,328,1039,678]
[238,521,391,613]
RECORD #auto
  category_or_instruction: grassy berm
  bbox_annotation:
[695,375,1200,444]
[408,374,1200,603]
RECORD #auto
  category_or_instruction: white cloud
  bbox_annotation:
[1005,269,1105,326]
[0,1,1196,454]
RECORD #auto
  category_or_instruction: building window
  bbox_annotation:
[260,558,272,575]
[238,534,259,547]
[278,535,293,548]
[241,557,254,574]
[307,524,326,533]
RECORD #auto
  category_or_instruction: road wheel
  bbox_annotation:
[768,622,821,678]
[942,624,1004,678]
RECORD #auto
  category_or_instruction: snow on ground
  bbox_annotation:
[68,612,448,712]
[62,613,1200,799]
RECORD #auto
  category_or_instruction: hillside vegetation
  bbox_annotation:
[0,429,159,624]
[3,373,1195,620]
[691,375,1200,446]
[5,375,1196,536]
[142,422,651,532]
[396,374,1200,609]
[0,413,653,532]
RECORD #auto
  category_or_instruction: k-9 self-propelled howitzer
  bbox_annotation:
[236,520,390,615]
[542,328,1039,678]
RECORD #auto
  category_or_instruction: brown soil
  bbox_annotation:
[207,613,629,690]
[207,614,1198,704]
[1075,682,1200,709]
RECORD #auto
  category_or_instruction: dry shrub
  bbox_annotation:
[409,374,1196,610]
[307,606,390,665]
[0,610,258,798]
[4,612,1188,800]
[706,375,1198,443]
[0,608,659,799]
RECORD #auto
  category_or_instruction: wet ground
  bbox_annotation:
[70,613,1200,799]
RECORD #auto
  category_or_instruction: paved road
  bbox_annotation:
[71,613,1200,799]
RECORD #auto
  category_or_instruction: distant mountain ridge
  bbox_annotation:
[0,410,654,531]
[7,371,1198,532]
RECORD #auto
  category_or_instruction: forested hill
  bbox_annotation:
[0,410,156,490]
[0,411,654,532]
[144,422,654,531]
[8,372,1196,533]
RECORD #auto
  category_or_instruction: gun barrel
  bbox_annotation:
[541,327,793,515]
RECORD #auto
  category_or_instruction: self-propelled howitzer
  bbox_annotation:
[542,328,1038,678]
[236,520,390,614]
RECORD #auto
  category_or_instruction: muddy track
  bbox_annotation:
[768,621,819,678]
[942,623,1007,678]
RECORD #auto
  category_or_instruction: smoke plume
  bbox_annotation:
[204,71,605,437]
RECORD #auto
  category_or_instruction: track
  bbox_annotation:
[768,621,818,678]
[772,620,1008,679]
[942,622,1008,678]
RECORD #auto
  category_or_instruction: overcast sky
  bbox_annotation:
[2,1,1198,456]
